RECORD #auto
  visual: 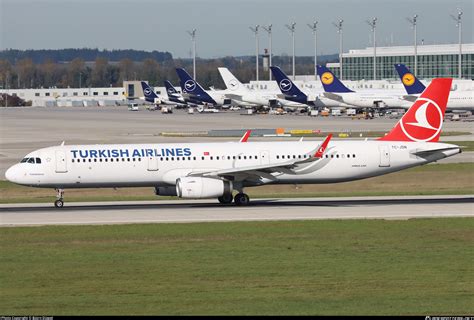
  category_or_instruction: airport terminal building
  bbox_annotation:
[328,43,474,80]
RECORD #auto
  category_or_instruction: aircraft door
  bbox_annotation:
[378,145,390,167]
[260,150,270,165]
[147,156,159,171]
[55,151,68,173]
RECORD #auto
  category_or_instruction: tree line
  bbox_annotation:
[0,49,337,90]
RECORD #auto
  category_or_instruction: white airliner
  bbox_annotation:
[394,64,474,111]
[218,67,308,110]
[317,65,413,109]
[5,79,460,208]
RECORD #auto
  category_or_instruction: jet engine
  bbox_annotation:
[176,177,233,199]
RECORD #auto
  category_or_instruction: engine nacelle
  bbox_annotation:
[155,186,178,196]
[176,177,232,199]
[374,100,387,108]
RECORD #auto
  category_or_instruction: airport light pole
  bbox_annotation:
[187,29,197,79]
[406,14,418,76]
[249,25,260,87]
[366,17,377,80]
[285,22,296,80]
[262,24,273,80]
[333,19,344,79]
[450,9,463,78]
[307,21,318,80]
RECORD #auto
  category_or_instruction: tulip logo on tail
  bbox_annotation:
[400,98,443,142]
[184,80,196,92]
[279,79,292,92]
[402,73,415,86]
[321,72,334,85]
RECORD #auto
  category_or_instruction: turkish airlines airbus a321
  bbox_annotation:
[5,79,460,207]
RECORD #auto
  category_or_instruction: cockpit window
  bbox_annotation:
[20,157,41,164]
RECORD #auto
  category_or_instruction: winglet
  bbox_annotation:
[239,130,251,142]
[314,134,332,158]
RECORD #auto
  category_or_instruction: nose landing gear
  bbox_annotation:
[54,188,64,208]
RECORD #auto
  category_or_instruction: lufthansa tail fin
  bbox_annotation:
[316,65,353,93]
[378,78,452,142]
[218,67,249,93]
[270,66,308,104]
[394,64,426,95]
[140,81,159,103]
[175,68,216,104]
[164,80,179,95]
[175,68,207,95]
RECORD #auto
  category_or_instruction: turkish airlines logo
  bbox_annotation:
[144,88,152,96]
[400,98,443,142]
[279,79,292,92]
[184,80,196,92]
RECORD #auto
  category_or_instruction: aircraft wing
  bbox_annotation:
[189,134,332,181]
[401,94,418,102]
[411,146,461,158]
[225,93,244,100]
[322,92,344,102]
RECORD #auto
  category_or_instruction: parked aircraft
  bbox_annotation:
[218,67,307,110]
[5,79,459,207]
[140,81,187,108]
[270,66,350,109]
[176,68,231,107]
[394,64,473,110]
[316,65,413,109]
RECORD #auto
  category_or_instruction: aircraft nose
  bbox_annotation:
[5,164,20,183]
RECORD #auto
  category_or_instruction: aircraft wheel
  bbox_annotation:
[234,193,250,206]
[218,194,233,204]
[54,199,64,208]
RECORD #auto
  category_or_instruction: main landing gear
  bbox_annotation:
[218,193,250,206]
[54,188,65,208]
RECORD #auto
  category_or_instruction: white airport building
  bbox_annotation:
[328,43,474,80]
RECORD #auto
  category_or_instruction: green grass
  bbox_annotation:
[1,163,473,204]
[444,140,474,152]
[0,219,473,315]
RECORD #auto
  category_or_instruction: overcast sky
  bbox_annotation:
[1,0,472,58]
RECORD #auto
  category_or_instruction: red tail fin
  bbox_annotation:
[240,130,251,142]
[378,78,452,142]
[314,134,332,158]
